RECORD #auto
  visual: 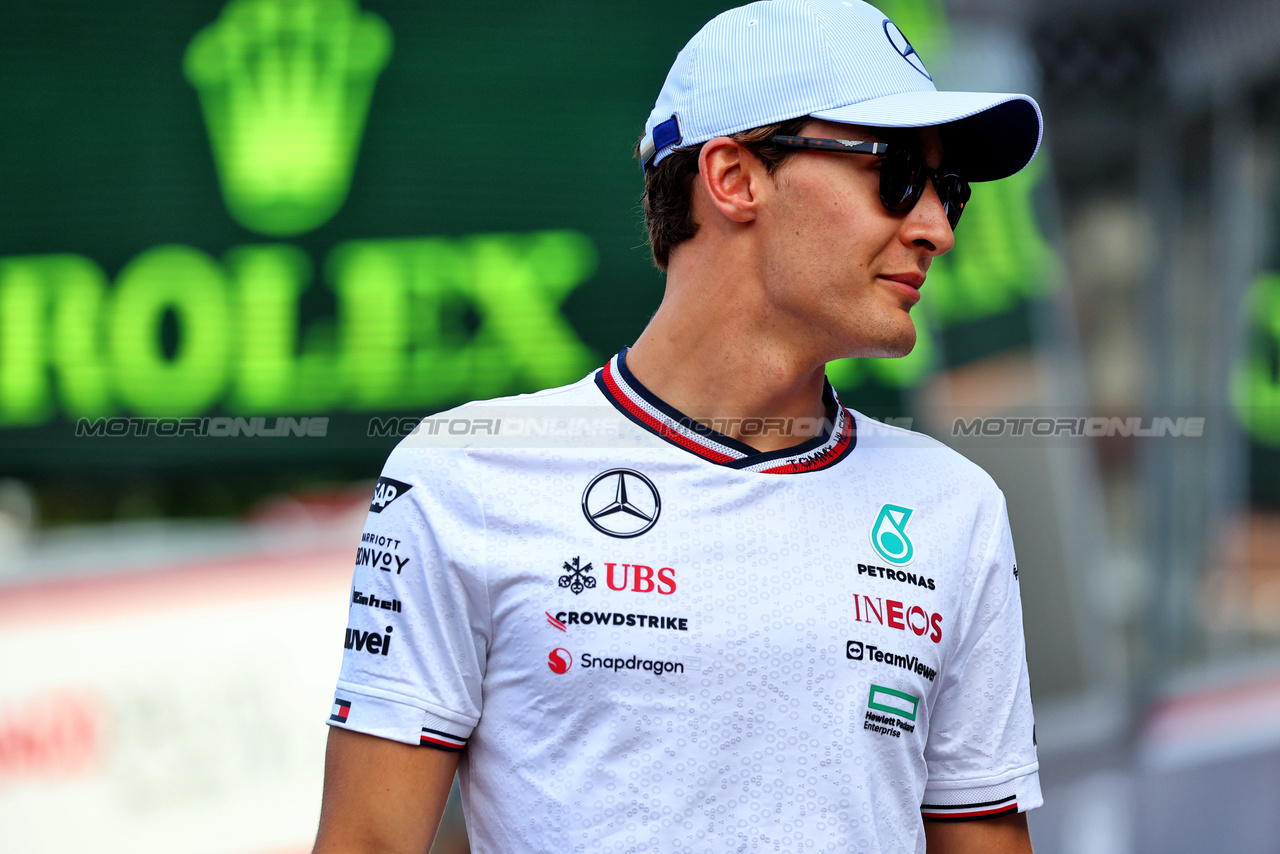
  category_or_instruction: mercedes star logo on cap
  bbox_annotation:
[581,469,661,538]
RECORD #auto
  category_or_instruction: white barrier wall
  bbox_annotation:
[0,544,353,853]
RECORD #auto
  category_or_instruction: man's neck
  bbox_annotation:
[625,264,831,454]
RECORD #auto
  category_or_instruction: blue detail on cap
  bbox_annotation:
[653,115,681,153]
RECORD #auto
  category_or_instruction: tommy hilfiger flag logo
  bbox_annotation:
[330,698,351,723]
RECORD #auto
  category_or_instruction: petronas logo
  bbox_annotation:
[870,504,915,566]
[184,0,393,236]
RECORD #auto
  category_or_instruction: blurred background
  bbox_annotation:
[0,0,1277,851]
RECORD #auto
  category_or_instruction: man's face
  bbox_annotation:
[757,118,955,361]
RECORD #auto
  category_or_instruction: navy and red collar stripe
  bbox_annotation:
[594,349,855,474]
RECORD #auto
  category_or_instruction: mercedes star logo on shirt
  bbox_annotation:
[581,468,661,538]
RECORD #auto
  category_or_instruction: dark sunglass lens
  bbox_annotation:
[934,174,970,229]
[879,148,926,213]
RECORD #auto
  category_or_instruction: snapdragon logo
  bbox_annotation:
[581,653,684,676]
[547,647,685,676]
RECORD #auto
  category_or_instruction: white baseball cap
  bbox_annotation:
[640,0,1043,182]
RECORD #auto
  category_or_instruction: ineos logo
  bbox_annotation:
[581,469,661,538]
[883,20,931,80]
[548,648,573,674]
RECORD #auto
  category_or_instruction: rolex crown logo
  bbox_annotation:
[184,0,393,236]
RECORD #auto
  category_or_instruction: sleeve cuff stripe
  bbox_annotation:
[420,727,467,751]
[921,796,1017,821]
[921,795,1016,811]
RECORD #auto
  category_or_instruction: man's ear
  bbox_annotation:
[696,138,767,224]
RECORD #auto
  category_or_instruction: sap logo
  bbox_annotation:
[604,563,676,594]
[356,546,410,574]
[345,625,393,656]
[370,477,412,513]
[352,589,402,612]
[852,594,943,643]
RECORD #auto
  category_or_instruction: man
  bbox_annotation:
[314,1,1043,852]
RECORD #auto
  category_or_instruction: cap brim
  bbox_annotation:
[810,91,1043,182]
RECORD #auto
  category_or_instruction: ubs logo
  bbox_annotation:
[582,469,660,538]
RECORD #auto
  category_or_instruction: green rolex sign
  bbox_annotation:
[184,0,392,236]
[0,0,1064,470]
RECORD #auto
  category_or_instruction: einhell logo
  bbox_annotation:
[352,589,402,612]
[345,624,393,655]
[369,477,411,513]
[548,648,573,673]
[605,563,675,595]
[852,594,943,643]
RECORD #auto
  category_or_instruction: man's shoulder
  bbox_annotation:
[380,371,606,472]
[439,371,604,415]
[848,409,1003,498]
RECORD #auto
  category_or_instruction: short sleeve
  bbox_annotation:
[922,490,1041,820]
[327,444,489,752]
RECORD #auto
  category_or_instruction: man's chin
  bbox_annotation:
[846,328,917,360]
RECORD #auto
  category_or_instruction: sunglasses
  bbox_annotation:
[769,135,971,230]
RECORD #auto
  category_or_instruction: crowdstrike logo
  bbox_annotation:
[548,647,573,673]
[551,610,688,632]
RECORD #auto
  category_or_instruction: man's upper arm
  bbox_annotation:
[923,489,1041,821]
[923,812,1033,854]
[313,727,460,854]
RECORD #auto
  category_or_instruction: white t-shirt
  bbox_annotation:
[330,350,1041,853]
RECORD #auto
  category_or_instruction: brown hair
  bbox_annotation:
[636,116,811,271]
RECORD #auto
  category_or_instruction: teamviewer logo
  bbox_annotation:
[846,641,865,661]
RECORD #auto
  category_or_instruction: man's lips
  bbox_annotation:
[878,272,925,289]
[878,272,925,306]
